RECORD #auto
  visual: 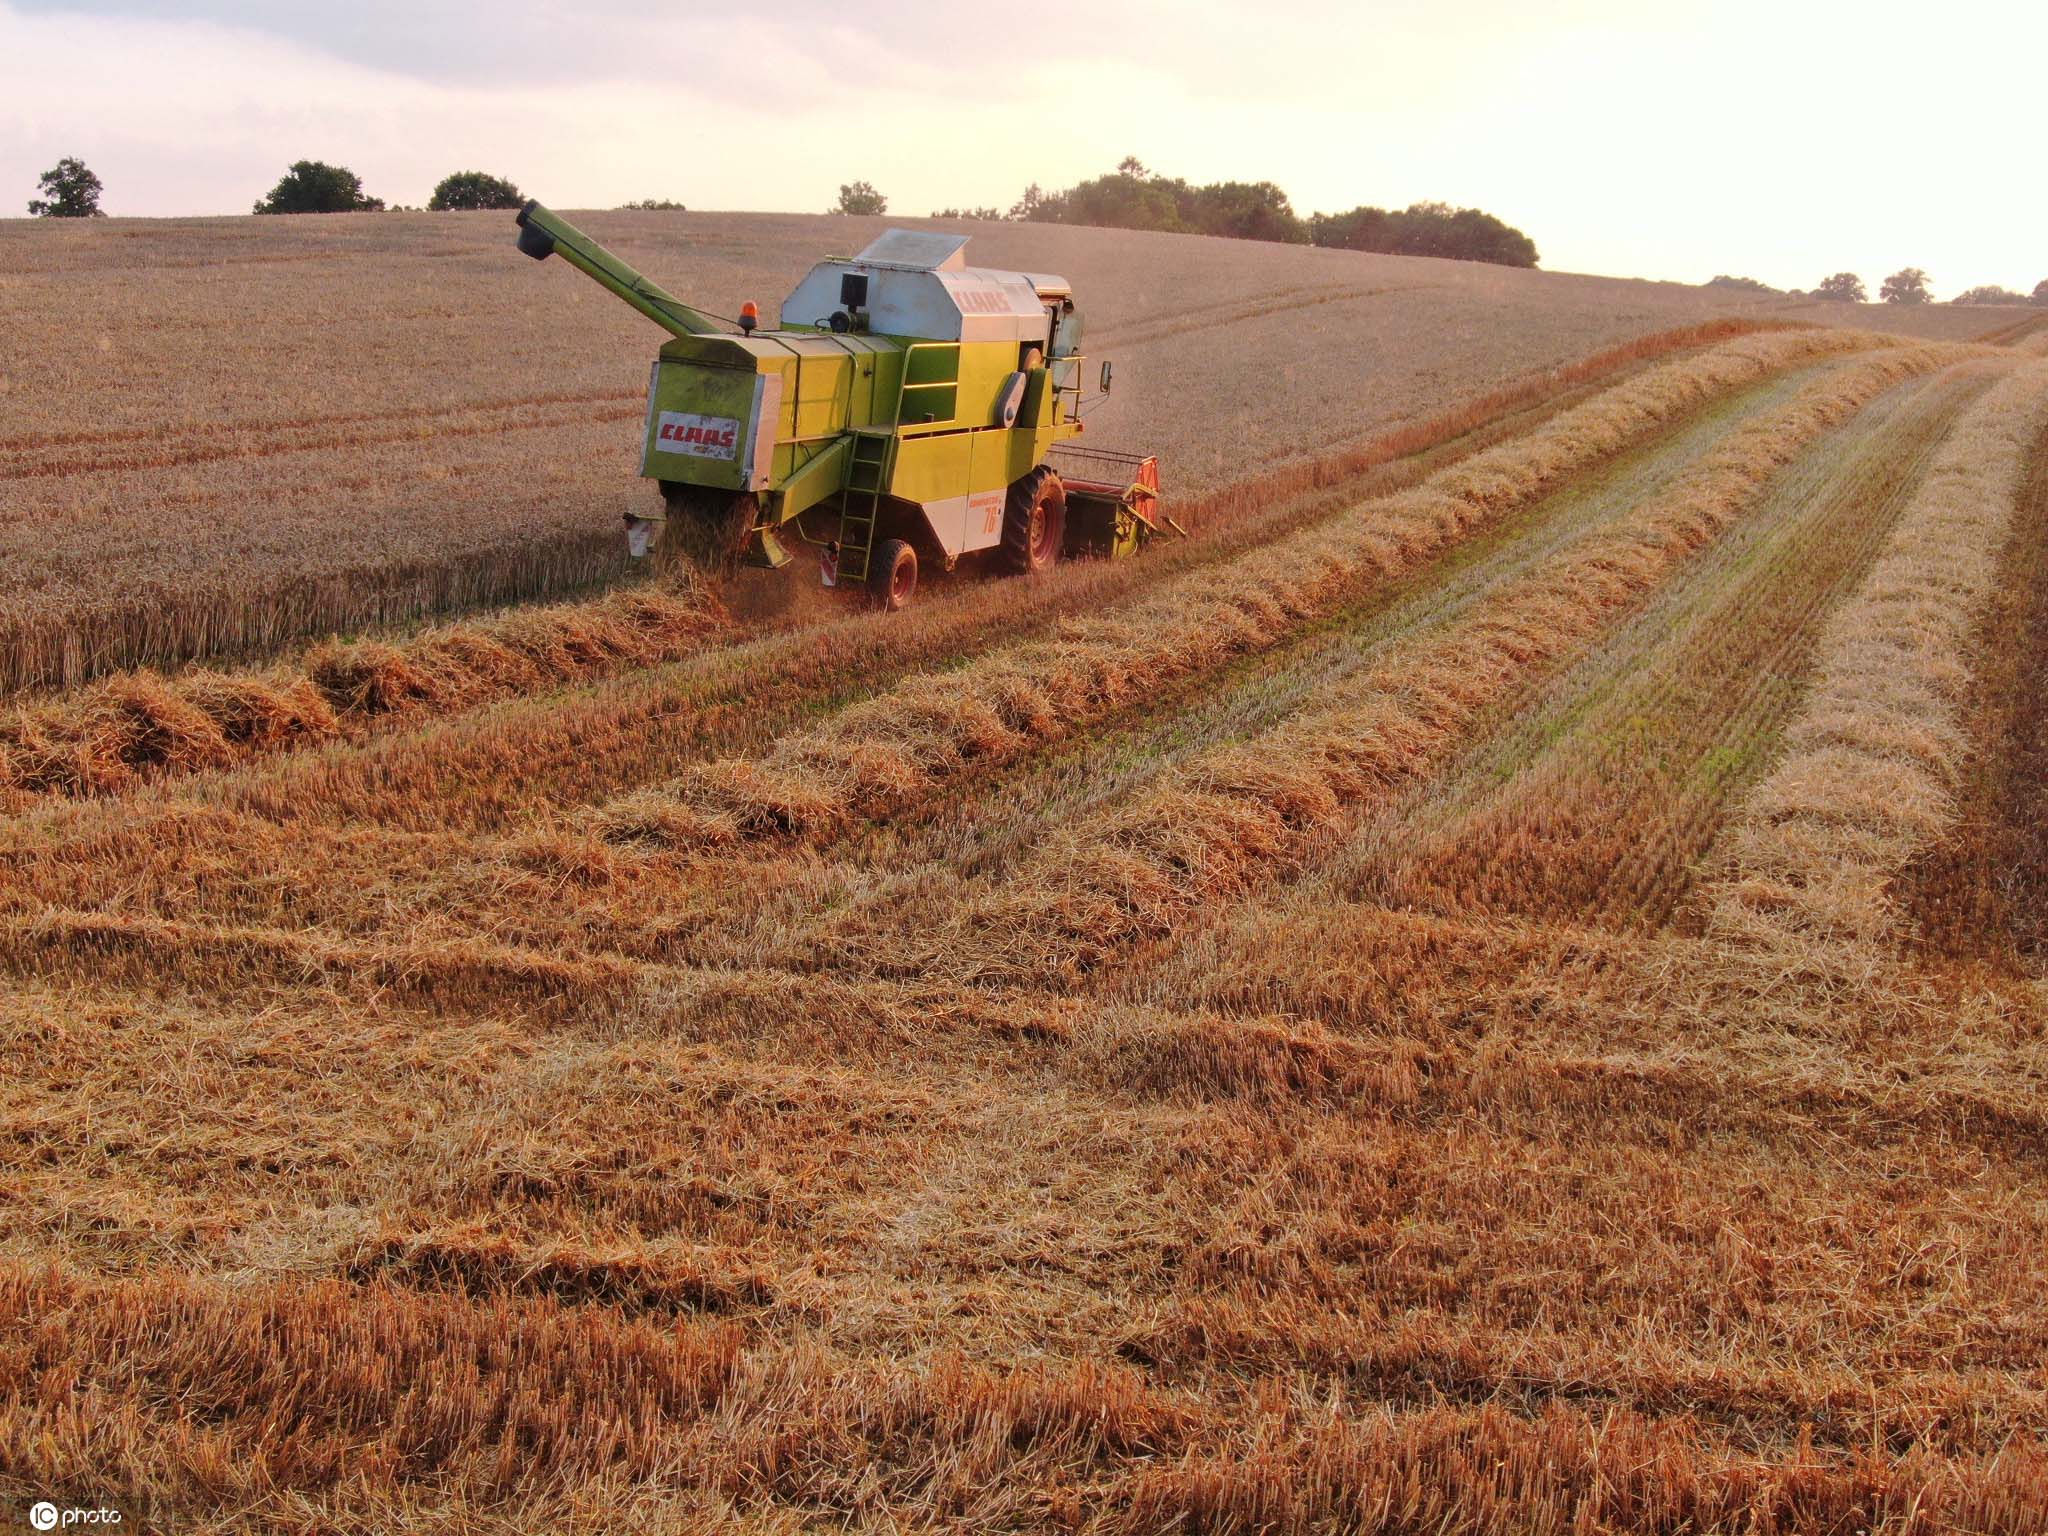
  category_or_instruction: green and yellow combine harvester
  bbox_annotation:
[514,203,1169,609]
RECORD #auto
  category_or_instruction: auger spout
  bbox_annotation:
[514,201,723,338]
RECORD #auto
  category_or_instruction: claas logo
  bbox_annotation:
[659,420,735,449]
[654,412,740,460]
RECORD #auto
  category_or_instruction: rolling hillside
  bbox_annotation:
[2,216,2046,1532]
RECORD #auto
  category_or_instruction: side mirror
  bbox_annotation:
[1099,360,1113,396]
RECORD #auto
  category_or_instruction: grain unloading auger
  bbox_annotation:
[514,202,1170,609]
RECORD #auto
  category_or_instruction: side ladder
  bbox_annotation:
[838,429,895,584]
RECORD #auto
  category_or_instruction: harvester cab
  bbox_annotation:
[514,203,1167,609]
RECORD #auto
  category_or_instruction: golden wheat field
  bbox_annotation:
[3,212,2047,1534]
[2,207,1974,694]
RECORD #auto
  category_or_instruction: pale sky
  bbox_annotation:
[3,0,2041,295]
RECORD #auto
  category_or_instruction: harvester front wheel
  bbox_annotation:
[1001,467,1066,576]
[868,538,918,611]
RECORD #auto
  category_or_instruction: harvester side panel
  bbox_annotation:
[891,431,1011,557]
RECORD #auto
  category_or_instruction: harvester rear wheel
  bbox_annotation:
[1001,467,1066,576]
[868,539,917,611]
[659,487,758,574]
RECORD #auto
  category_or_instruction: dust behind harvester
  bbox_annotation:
[514,203,1168,609]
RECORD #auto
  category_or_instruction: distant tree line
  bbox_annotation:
[1007,157,1316,247]
[23,154,692,220]
[1712,269,2047,307]
[21,153,2048,308]
[931,157,1541,267]
[1952,284,2032,305]
[1309,202,1539,266]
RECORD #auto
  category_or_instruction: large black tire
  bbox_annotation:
[868,538,917,611]
[1000,466,1066,576]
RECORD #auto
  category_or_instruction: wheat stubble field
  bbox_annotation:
[2,212,2047,1533]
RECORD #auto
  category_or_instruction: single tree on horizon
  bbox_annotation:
[427,171,524,212]
[28,157,105,218]
[2033,279,2048,306]
[254,161,384,215]
[830,181,887,216]
[1880,267,1932,305]
[1814,272,1866,303]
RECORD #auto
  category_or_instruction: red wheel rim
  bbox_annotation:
[1029,499,1055,565]
[892,554,914,604]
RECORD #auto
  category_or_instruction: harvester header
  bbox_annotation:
[514,202,1167,608]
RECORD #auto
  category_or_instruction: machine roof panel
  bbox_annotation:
[853,229,972,271]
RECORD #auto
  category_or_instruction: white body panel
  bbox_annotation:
[919,492,972,558]
[917,487,1008,558]
[917,487,1003,561]
[963,487,1006,552]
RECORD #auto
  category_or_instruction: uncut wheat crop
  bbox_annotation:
[3,210,2047,1535]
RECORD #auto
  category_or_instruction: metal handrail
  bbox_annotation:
[891,340,961,429]
[1049,350,1091,423]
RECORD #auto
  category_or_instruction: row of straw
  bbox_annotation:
[1701,358,2048,971]
[919,344,1967,986]
[0,577,726,799]
[168,322,1812,841]
[1343,357,2006,933]
[591,328,1888,851]
[6,1256,2040,1528]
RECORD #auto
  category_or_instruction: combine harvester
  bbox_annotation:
[514,203,1168,609]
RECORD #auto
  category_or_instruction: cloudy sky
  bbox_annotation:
[3,0,2041,293]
